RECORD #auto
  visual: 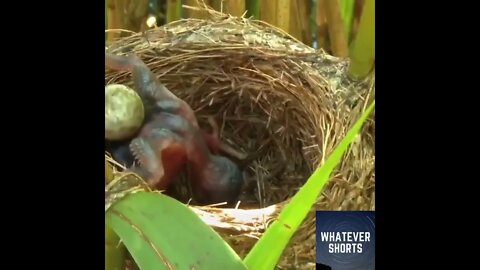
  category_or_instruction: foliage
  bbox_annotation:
[106,192,247,270]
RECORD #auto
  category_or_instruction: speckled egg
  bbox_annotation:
[105,84,145,141]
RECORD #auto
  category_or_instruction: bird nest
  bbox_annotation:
[105,8,375,270]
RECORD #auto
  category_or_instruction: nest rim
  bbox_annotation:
[105,10,375,269]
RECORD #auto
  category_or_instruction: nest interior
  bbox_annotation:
[105,9,374,270]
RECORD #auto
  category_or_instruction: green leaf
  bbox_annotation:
[244,101,375,269]
[106,191,248,270]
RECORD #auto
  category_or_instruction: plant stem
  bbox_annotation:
[340,0,355,42]
[167,0,182,22]
[351,0,365,40]
[210,0,222,12]
[290,0,312,46]
[260,0,277,26]
[226,0,246,17]
[290,0,302,41]
[316,0,329,50]
[348,0,374,79]
[106,0,120,42]
[245,0,259,19]
[276,0,291,33]
[324,0,349,57]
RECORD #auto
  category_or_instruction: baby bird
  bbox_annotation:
[105,52,244,204]
[129,112,244,205]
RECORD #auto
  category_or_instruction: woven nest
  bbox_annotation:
[105,7,375,270]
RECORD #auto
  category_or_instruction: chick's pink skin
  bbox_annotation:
[129,112,243,204]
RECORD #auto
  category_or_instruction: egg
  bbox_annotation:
[105,84,145,141]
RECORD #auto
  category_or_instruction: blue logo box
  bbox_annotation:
[316,211,375,270]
